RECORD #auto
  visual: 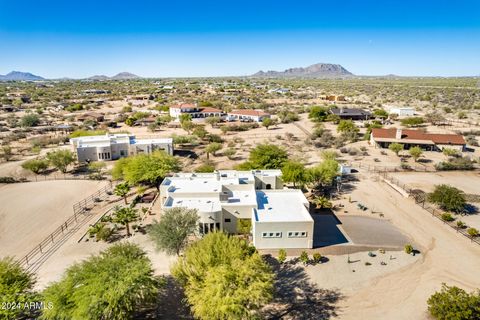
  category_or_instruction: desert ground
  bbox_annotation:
[0,180,108,258]
[18,169,479,320]
[330,174,480,320]
[389,170,480,194]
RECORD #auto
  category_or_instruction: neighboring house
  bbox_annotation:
[268,88,290,94]
[370,128,466,151]
[160,170,314,249]
[76,112,105,123]
[330,108,372,120]
[384,105,415,117]
[169,103,223,121]
[226,109,271,122]
[83,89,111,94]
[71,133,173,162]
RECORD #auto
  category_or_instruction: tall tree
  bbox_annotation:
[262,117,274,130]
[41,243,160,320]
[148,207,199,256]
[22,158,49,175]
[389,143,404,156]
[113,150,180,188]
[307,159,339,188]
[409,146,423,162]
[0,257,38,320]
[281,160,308,187]
[428,184,466,213]
[46,150,75,173]
[427,284,480,320]
[205,142,222,159]
[241,143,288,169]
[172,233,273,320]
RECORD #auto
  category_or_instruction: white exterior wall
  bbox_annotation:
[253,221,314,249]
[436,144,465,152]
[388,108,415,117]
[169,108,182,119]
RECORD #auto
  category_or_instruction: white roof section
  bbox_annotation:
[166,177,223,193]
[165,196,222,212]
[131,137,173,145]
[254,190,312,223]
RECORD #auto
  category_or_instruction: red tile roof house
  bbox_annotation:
[169,103,223,121]
[370,128,466,152]
[227,109,271,122]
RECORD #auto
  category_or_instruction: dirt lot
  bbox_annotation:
[389,170,480,194]
[328,174,480,320]
[0,180,108,259]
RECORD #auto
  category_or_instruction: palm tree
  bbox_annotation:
[114,182,131,204]
[113,206,138,237]
[313,196,332,209]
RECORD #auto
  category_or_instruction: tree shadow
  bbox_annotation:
[136,276,193,319]
[261,256,343,320]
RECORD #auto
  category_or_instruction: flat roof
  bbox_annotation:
[254,190,312,223]
[131,137,173,145]
[166,177,223,193]
[165,196,221,212]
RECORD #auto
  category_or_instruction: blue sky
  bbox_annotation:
[0,0,479,78]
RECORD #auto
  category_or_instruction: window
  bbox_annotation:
[224,218,231,223]
[262,232,282,238]
[288,231,307,238]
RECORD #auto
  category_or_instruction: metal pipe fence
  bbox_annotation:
[380,172,480,246]
[16,182,114,269]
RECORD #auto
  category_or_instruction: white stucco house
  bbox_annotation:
[384,105,415,117]
[70,134,173,163]
[226,109,271,122]
[159,170,314,249]
[169,103,223,121]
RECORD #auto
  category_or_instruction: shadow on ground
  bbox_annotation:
[262,256,342,320]
[312,212,349,248]
[136,276,193,320]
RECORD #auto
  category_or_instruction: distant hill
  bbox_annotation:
[88,75,110,81]
[252,63,353,78]
[0,71,45,81]
[86,72,141,80]
[111,72,140,80]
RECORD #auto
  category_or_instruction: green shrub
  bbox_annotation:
[404,244,413,254]
[467,228,479,237]
[427,284,480,320]
[299,251,309,265]
[441,213,455,222]
[313,252,322,264]
[278,249,287,264]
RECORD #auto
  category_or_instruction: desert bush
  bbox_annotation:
[441,213,455,222]
[278,249,287,264]
[404,244,413,254]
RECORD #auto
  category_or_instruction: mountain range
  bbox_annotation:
[0,71,45,81]
[0,71,141,81]
[87,72,141,80]
[252,63,353,78]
